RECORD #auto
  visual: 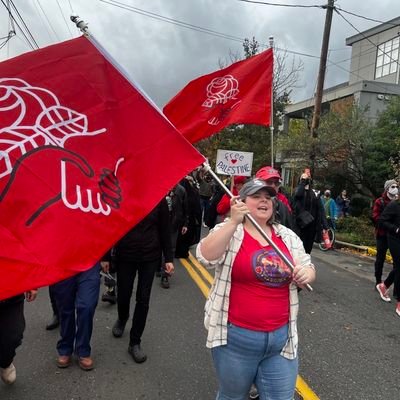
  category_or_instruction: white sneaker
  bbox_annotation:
[376,283,391,302]
[1,363,16,385]
[396,303,400,317]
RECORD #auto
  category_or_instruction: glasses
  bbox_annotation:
[390,185,398,189]
[265,179,281,186]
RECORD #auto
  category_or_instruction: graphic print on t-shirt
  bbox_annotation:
[252,249,292,287]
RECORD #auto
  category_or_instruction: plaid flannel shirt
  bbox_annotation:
[196,221,314,360]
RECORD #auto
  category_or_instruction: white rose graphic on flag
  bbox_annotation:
[202,75,241,126]
[0,78,123,225]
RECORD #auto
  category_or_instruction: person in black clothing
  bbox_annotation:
[102,199,174,363]
[175,175,202,258]
[378,184,400,317]
[45,285,59,330]
[292,171,328,254]
[161,183,188,288]
[0,290,37,385]
[373,179,397,301]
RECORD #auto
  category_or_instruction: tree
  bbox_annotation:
[197,37,303,172]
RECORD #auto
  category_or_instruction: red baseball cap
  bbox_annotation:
[234,176,247,185]
[255,166,281,181]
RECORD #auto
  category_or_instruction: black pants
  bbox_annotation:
[116,259,158,346]
[375,235,395,285]
[388,236,400,301]
[0,298,25,368]
[49,285,59,316]
[299,225,316,254]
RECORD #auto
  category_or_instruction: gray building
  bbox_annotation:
[280,16,400,186]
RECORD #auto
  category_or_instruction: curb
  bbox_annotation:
[335,240,392,263]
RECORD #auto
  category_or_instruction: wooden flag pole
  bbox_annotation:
[202,163,312,292]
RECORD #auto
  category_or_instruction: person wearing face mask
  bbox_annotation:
[320,189,337,230]
[376,180,399,309]
[292,170,328,254]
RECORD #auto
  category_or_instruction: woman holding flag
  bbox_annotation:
[197,178,315,400]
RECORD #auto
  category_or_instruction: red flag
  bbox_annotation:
[0,36,204,300]
[163,48,273,143]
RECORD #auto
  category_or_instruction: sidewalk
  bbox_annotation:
[311,245,393,284]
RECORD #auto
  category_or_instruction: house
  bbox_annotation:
[279,16,400,186]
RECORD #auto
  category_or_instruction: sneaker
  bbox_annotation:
[161,276,170,289]
[101,290,116,304]
[1,363,16,385]
[128,344,147,363]
[396,303,400,317]
[376,283,391,302]
[249,384,259,399]
[112,319,127,338]
[46,314,59,330]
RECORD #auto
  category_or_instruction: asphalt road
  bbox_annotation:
[1,245,399,400]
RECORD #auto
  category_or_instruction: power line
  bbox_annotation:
[56,0,73,38]
[237,0,325,8]
[0,0,37,49]
[335,8,400,68]
[8,0,40,48]
[99,0,246,44]
[36,0,61,41]
[335,6,400,26]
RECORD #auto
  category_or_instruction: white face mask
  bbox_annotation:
[388,187,399,196]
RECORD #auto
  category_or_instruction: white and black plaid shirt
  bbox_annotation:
[196,221,314,360]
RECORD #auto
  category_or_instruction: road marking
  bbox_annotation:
[188,253,214,285]
[179,252,320,400]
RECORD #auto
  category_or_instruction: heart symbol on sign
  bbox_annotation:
[231,159,237,164]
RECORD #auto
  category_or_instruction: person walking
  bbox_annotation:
[53,262,101,370]
[256,166,293,229]
[197,178,316,400]
[0,290,37,385]
[107,199,174,363]
[378,180,400,315]
[320,190,337,230]
[292,170,328,254]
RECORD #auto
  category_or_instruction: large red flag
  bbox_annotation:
[163,48,273,143]
[0,36,204,300]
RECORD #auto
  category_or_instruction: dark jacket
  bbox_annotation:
[168,184,189,232]
[378,200,400,240]
[292,182,328,240]
[0,294,24,305]
[275,199,294,230]
[114,199,173,263]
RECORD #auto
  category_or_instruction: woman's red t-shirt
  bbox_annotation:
[228,229,294,332]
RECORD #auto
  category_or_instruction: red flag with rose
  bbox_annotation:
[163,48,273,143]
[0,36,204,300]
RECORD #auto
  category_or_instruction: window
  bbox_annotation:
[375,37,399,79]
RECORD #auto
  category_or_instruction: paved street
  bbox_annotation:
[1,245,399,400]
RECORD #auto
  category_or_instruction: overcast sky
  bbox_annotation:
[0,0,399,107]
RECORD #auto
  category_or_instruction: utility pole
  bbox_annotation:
[310,0,335,171]
[269,36,274,167]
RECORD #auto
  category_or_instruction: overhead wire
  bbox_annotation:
[55,0,73,38]
[8,0,39,48]
[36,0,61,41]
[237,0,325,8]
[0,0,36,50]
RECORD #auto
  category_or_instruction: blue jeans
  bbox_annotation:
[211,323,298,400]
[53,263,100,357]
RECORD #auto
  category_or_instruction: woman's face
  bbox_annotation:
[244,190,273,222]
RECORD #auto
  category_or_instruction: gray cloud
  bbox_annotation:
[0,0,398,106]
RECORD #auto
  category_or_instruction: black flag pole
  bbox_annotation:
[202,162,313,292]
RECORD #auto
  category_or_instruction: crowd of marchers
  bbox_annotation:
[1,165,399,400]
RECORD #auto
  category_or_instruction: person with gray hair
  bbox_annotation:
[197,178,315,400]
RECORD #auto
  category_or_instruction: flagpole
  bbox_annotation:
[269,36,274,168]
[202,163,312,292]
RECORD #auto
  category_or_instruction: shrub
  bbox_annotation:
[336,216,375,246]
